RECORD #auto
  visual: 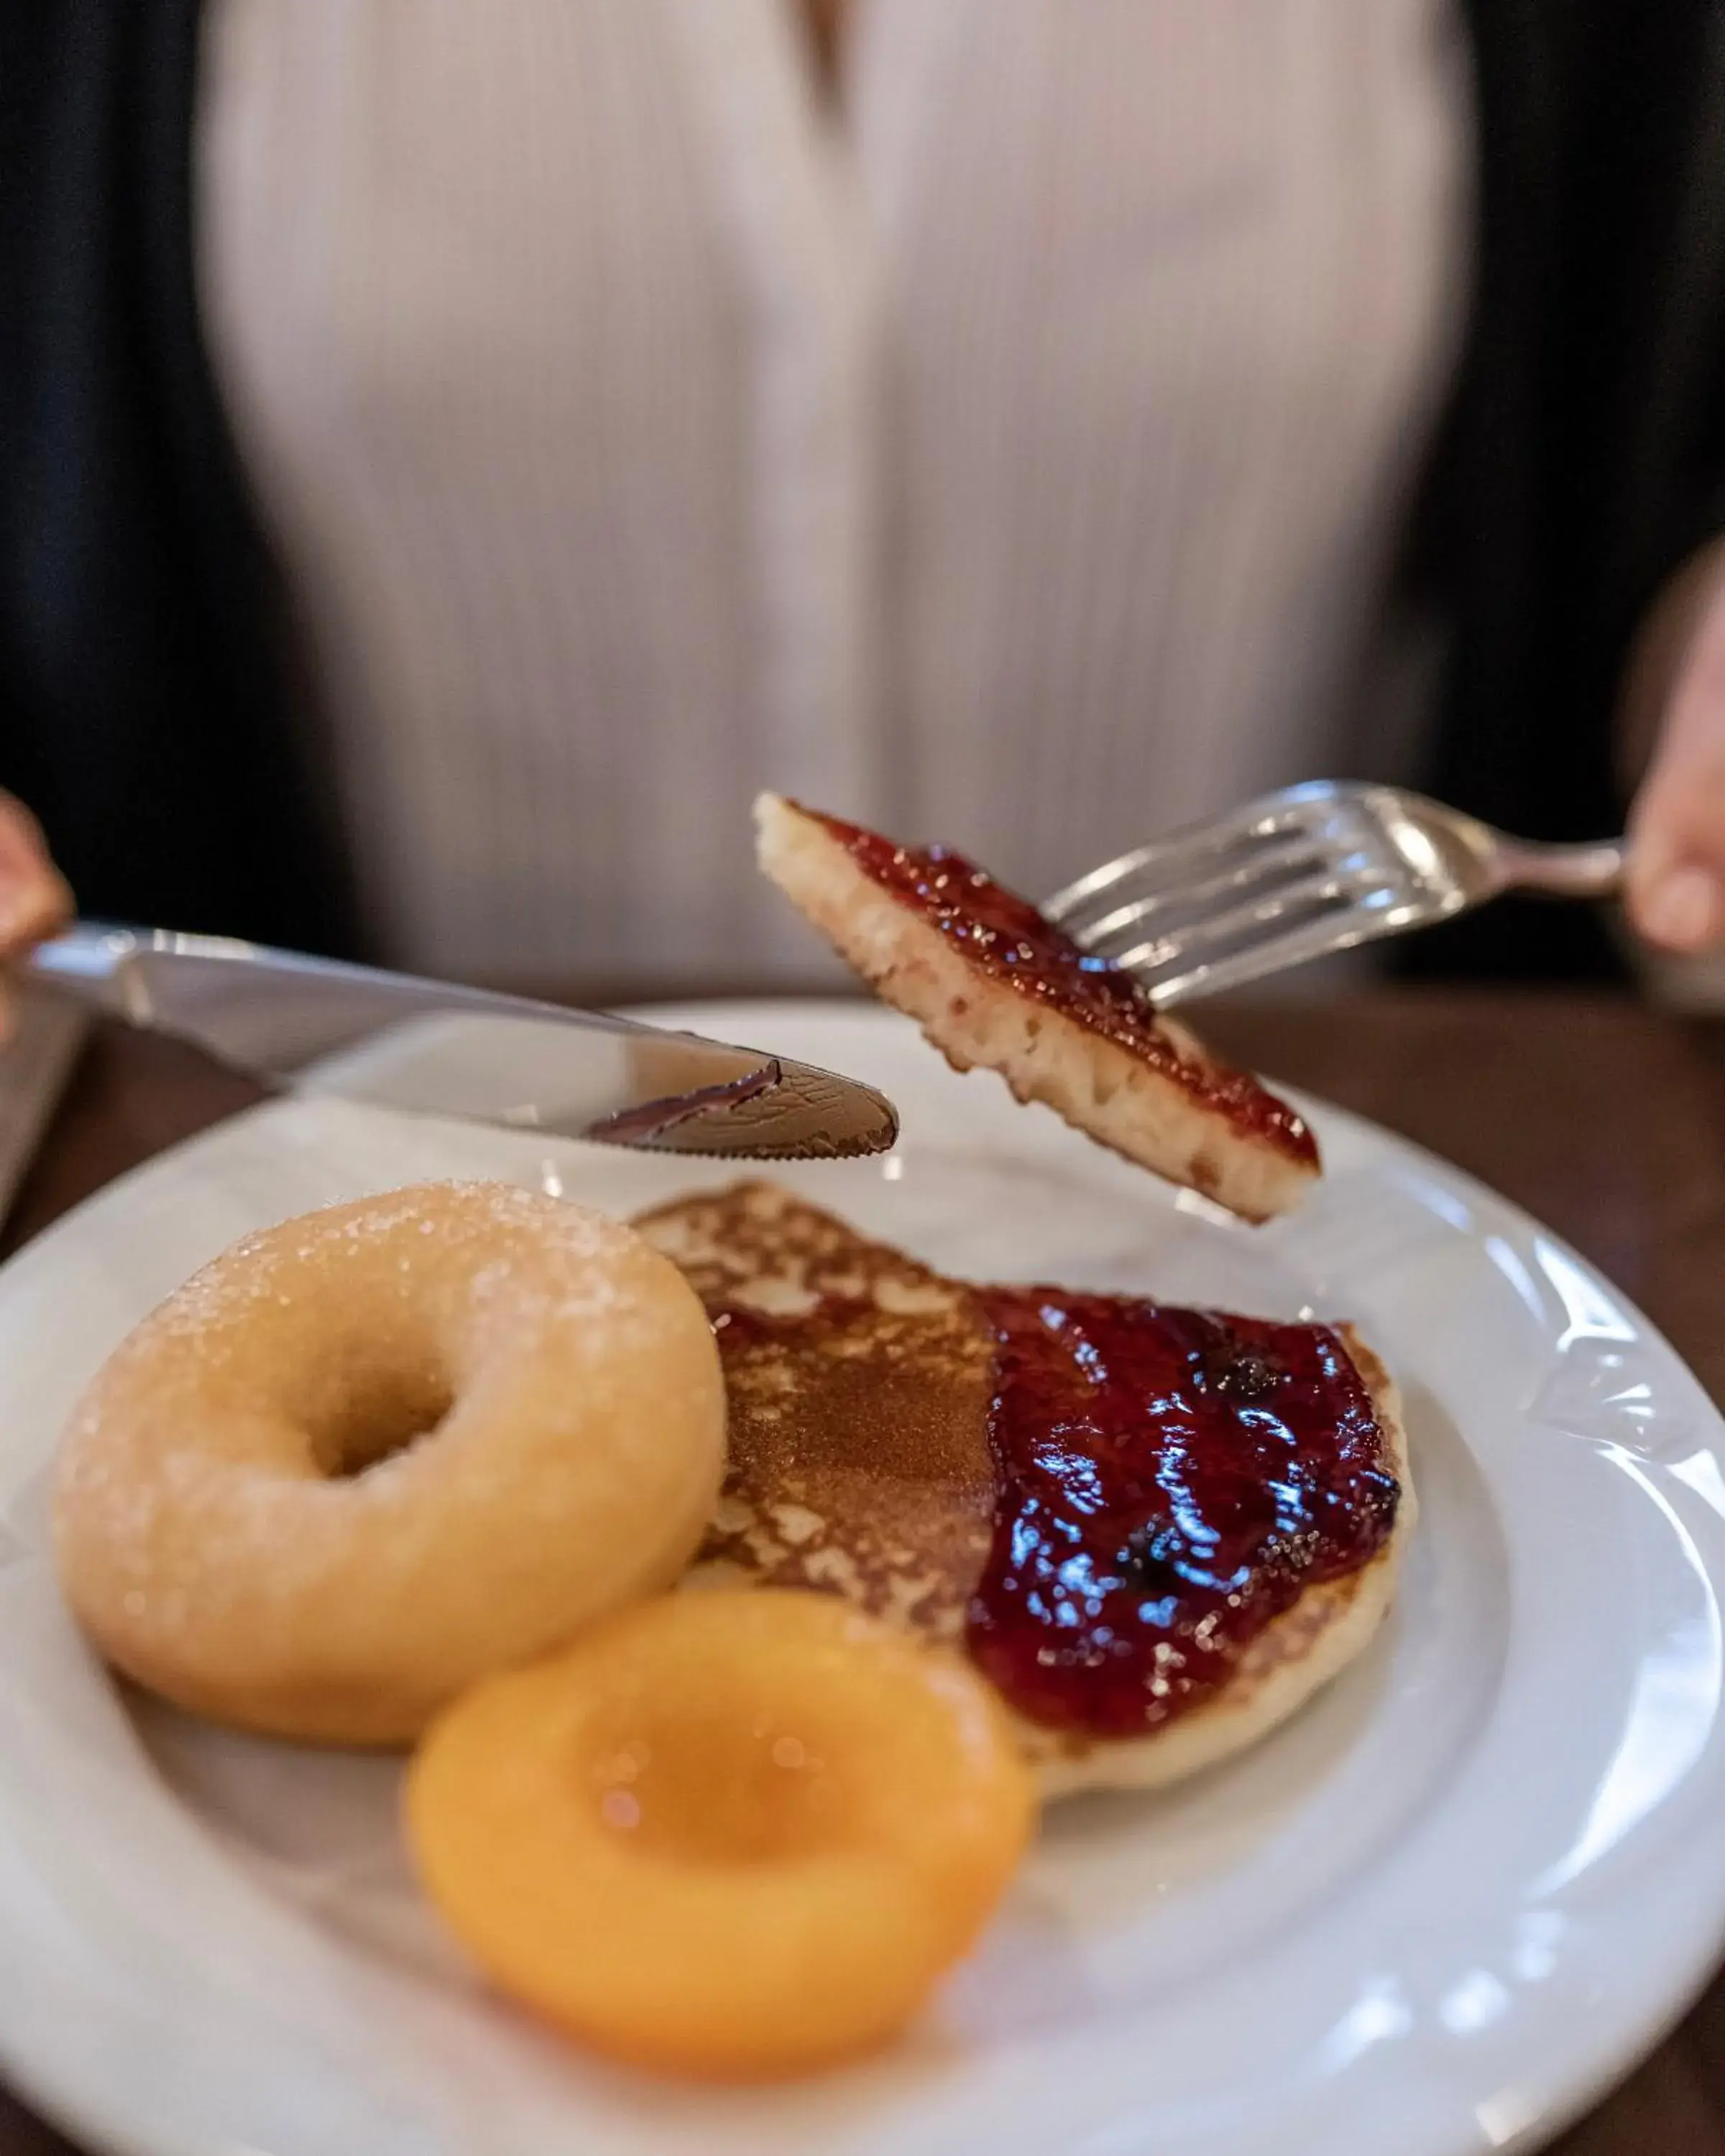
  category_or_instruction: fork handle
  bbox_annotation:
[1497,837,1627,900]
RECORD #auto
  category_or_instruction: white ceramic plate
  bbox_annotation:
[0,1001,1721,2156]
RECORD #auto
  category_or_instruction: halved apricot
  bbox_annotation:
[405,1588,1034,2079]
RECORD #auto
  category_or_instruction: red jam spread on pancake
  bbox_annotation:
[807,808,1315,1164]
[703,1263,1397,1739]
[965,1288,1398,1735]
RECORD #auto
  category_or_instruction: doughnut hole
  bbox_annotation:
[305,1348,456,1480]
[407,1590,1035,2079]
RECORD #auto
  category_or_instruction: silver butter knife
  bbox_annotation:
[27,926,898,1162]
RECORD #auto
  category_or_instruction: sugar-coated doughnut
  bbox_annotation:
[53,1181,727,1743]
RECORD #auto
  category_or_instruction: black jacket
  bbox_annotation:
[5,2,1725,974]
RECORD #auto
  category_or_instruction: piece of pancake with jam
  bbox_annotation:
[755,793,1319,1223]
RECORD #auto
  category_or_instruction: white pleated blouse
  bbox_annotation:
[199,0,1470,987]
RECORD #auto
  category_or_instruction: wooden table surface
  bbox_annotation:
[2,989,1724,2153]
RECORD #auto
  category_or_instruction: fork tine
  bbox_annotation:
[1138,893,1420,1005]
[1070,834,1348,952]
[1042,780,1369,926]
[1045,808,1317,926]
[1107,865,1386,975]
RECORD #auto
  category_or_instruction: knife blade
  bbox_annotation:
[27,926,898,1161]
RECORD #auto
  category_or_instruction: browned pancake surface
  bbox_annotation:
[633,1183,995,1640]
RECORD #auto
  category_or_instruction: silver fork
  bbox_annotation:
[1042,780,1626,1006]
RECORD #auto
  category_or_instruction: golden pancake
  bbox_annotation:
[636,1182,1414,1798]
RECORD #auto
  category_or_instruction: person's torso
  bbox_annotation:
[201,0,1470,987]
